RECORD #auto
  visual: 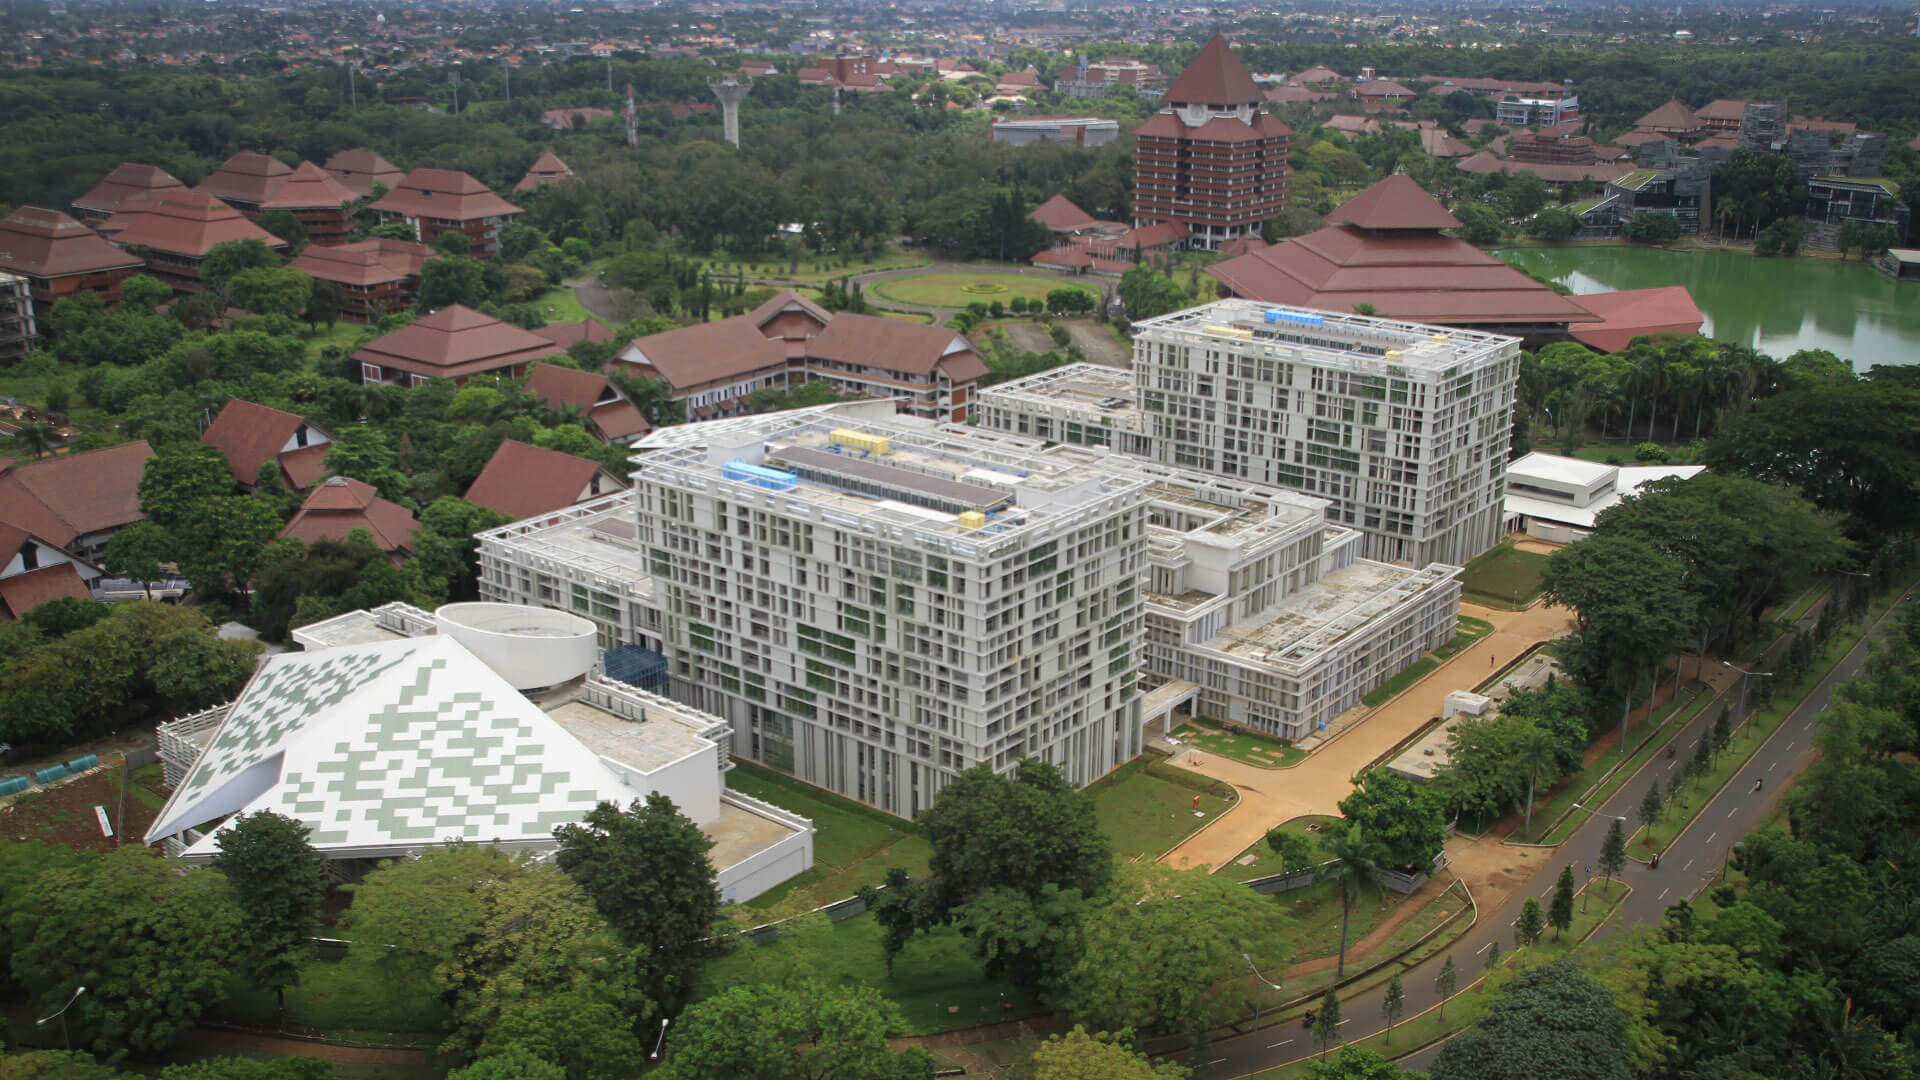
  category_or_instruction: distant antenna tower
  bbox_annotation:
[708,72,753,148]
[624,83,639,150]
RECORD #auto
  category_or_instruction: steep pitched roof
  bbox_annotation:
[531,317,616,350]
[522,361,653,442]
[279,476,417,553]
[1636,99,1704,132]
[1567,286,1704,353]
[71,162,187,216]
[620,315,790,388]
[259,161,360,211]
[200,398,330,487]
[1325,174,1461,231]
[1694,99,1749,122]
[1164,33,1262,107]
[749,288,832,330]
[194,152,294,206]
[322,150,405,198]
[0,441,156,547]
[353,304,563,380]
[1030,194,1097,231]
[464,440,626,520]
[0,564,95,622]
[371,168,522,223]
[289,240,412,287]
[807,314,989,381]
[110,192,287,259]
[0,206,146,278]
[513,151,576,193]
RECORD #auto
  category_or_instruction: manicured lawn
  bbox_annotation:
[870,273,1094,309]
[724,760,930,910]
[693,248,931,283]
[1458,542,1552,608]
[1172,715,1305,769]
[1260,881,1474,1009]
[532,284,594,325]
[1433,616,1496,660]
[214,947,451,1037]
[1086,756,1237,859]
[873,308,935,323]
[1221,815,1340,879]
[697,913,1036,1034]
[1361,657,1439,708]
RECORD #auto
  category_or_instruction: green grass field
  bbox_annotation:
[1362,658,1440,708]
[723,760,930,910]
[1458,542,1552,608]
[531,284,594,325]
[1433,616,1497,660]
[1173,715,1305,768]
[869,273,1094,309]
[693,248,931,284]
[1221,815,1340,879]
[1086,756,1237,859]
[213,947,452,1036]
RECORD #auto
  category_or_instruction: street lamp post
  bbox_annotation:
[1721,662,1774,721]
[36,986,85,1052]
[647,1017,670,1062]
[1244,953,1282,1034]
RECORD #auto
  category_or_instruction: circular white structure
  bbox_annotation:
[435,602,598,690]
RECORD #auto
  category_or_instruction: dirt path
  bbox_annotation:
[190,1028,429,1065]
[1065,320,1130,369]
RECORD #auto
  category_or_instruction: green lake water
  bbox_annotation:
[1495,246,1920,371]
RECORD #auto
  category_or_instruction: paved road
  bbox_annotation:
[1190,590,1908,1079]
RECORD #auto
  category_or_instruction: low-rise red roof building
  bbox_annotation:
[71,163,186,223]
[199,398,334,491]
[530,316,617,351]
[1634,100,1705,139]
[1030,194,1099,233]
[370,169,523,259]
[354,304,564,386]
[322,150,405,199]
[0,441,155,561]
[109,192,287,294]
[513,151,576,193]
[540,106,614,132]
[0,206,146,319]
[1566,286,1705,353]
[463,439,628,521]
[280,476,417,558]
[257,162,362,245]
[194,152,294,216]
[289,238,439,321]
[522,361,651,444]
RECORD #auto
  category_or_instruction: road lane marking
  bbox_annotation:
[1728,807,1739,818]
[1338,1019,1351,1026]
[1706,832,1716,845]
[1769,761,1778,772]
[1476,941,1492,954]
[1208,1058,1226,1065]
[1269,1039,1293,1049]
[1659,888,1669,900]
[1683,859,1694,871]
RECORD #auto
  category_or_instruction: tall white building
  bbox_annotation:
[981,302,1522,567]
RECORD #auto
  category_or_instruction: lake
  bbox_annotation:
[1495,245,1920,371]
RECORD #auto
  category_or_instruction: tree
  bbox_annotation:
[552,793,722,1014]
[157,1056,333,1080]
[1754,216,1808,256]
[1312,989,1344,1058]
[1524,209,1578,242]
[855,867,917,977]
[1382,973,1406,1045]
[1599,818,1628,889]
[1337,769,1447,870]
[1264,827,1320,879]
[1306,1047,1414,1080]
[1435,955,1459,1018]
[1540,533,1697,736]
[13,420,61,459]
[1116,265,1189,321]
[119,273,173,312]
[1483,940,1501,975]
[1549,864,1576,940]
[228,266,313,318]
[1516,896,1545,948]
[434,230,474,257]
[1502,172,1550,219]
[0,1051,129,1080]
[1638,783,1664,832]
[9,848,245,1055]
[446,1051,565,1080]
[1622,213,1682,244]
[656,982,934,1080]
[211,810,327,1012]
[258,209,309,250]
[138,444,236,527]
[418,255,490,310]
[304,278,344,329]
[1325,824,1389,977]
[1429,960,1631,1080]
[1028,1026,1190,1080]
[1454,203,1505,246]
[175,495,287,596]
[1513,724,1564,837]
[200,239,282,295]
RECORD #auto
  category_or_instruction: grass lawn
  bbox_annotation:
[724,759,930,911]
[213,947,451,1037]
[870,273,1094,309]
[532,284,594,325]
[1458,541,1552,609]
[1220,815,1340,879]
[697,912,1035,1035]
[1516,678,1713,845]
[1262,881,1475,1009]
[124,761,169,812]
[1362,657,1439,708]
[1086,756,1237,859]
[873,309,935,323]
[693,248,931,284]
[1433,616,1496,660]
[301,320,368,363]
[1172,715,1305,769]
[1567,442,1699,466]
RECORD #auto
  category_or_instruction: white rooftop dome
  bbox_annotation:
[435,602,597,690]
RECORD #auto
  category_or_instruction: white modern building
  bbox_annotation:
[1502,451,1705,543]
[980,302,1523,566]
[990,116,1121,148]
[146,601,814,903]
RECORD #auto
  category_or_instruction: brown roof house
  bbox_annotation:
[279,476,418,558]
[200,398,335,491]
[0,440,155,561]
[463,439,628,521]
[1030,194,1100,233]
[288,237,439,321]
[1633,100,1705,139]
[530,316,618,351]
[0,206,147,319]
[523,360,651,444]
[540,107,615,132]
[322,150,405,199]
[370,168,523,259]
[194,152,295,216]
[615,289,986,423]
[1208,174,1600,336]
[513,151,576,193]
[110,192,287,294]
[71,163,187,223]
[257,162,362,245]
[354,304,563,387]
[0,520,104,622]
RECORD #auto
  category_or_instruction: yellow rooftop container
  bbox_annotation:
[957,511,988,529]
[830,429,891,456]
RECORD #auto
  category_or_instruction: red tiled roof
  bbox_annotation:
[1121,221,1190,249]
[322,150,404,199]
[288,238,434,287]
[1218,236,1270,258]
[1030,194,1097,231]
[1264,86,1335,105]
[71,162,187,216]
[0,206,145,278]
[1636,100,1703,132]
[531,317,616,350]
[1455,151,1633,184]
[199,398,331,487]
[463,439,625,520]
[194,152,294,206]
[1292,66,1343,85]
[278,445,332,490]
[1165,34,1262,106]
[110,191,287,259]
[1032,246,1095,269]
[524,362,613,412]
[541,106,614,129]
[1134,111,1291,142]
[1694,99,1748,121]
[621,314,789,388]
[749,288,832,331]
[1567,286,1704,353]
[370,169,522,223]
[809,314,989,382]
[513,151,576,193]
[279,476,417,553]
[0,564,95,622]
[0,441,155,547]
[1355,80,1415,98]
[354,304,563,380]
[1326,174,1460,231]
[259,161,360,210]
[1421,128,1475,158]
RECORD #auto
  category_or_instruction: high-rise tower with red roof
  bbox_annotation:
[1132,34,1291,251]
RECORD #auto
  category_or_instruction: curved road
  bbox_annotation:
[1191,589,1910,1079]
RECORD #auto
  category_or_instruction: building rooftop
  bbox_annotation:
[0,206,146,279]
[1204,558,1459,674]
[1164,32,1262,106]
[1133,300,1518,376]
[111,191,287,260]
[71,162,186,216]
[978,363,1145,430]
[478,492,661,601]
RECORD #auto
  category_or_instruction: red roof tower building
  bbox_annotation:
[1132,34,1290,251]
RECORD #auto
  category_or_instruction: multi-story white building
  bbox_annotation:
[981,302,1522,566]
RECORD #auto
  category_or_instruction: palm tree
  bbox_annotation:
[350,382,395,421]
[12,420,60,459]
[1514,725,1562,837]
[1326,826,1389,978]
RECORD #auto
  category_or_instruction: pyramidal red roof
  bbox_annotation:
[0,206,146,278]
[72,162,187,216]
[111,192,288,258]
[260,161,360,210]
[1325,175,1462,231]
[1164,33,1262,107]
[195,152,294,207]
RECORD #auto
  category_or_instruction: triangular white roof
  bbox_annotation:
[147,635,628,855]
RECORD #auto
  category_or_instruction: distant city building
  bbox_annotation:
[1493,95,1581,127]
[1737,101,1787,151]
[540,106,615,132]
[0,271,34,364]
[1805,176,1909,239]
[1055,55,1166,98]
[1606,166,1712,235]
[990,116,1119,147]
